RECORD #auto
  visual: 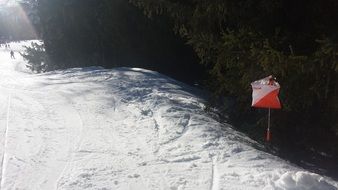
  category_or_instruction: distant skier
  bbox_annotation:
[10,50,15,59]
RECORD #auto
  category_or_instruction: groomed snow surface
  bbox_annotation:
[0,41,337,190]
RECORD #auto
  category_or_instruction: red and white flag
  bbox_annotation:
[251,76,281,109]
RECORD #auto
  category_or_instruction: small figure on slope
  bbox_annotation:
[10,50,15,59]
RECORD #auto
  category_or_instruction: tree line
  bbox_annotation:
[22,0,338,171]
[21,0,203,84]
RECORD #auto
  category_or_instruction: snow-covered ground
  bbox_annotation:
[0,41,337,190]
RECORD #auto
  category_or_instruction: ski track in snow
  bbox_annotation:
[210,156,219,190]
[0,94,11,190]
[0,41,337,190]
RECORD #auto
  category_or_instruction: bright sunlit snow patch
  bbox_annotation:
[0,41,337,189]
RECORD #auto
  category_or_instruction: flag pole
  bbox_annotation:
[266,108,271,141]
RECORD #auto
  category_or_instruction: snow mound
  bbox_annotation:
[272,171,337,190]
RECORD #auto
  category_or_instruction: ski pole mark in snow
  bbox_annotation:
[0,95,11,190]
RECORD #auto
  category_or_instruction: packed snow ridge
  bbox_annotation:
[0,41,337,190]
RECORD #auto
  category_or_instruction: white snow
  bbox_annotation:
[0,41,337,190]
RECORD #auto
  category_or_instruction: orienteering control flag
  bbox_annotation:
[251,76,281,109]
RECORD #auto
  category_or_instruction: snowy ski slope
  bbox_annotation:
[0,41,337,190]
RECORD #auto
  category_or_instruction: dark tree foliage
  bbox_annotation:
[26,0,203,84]
[21,42,48,73]
[131,0,338,155]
